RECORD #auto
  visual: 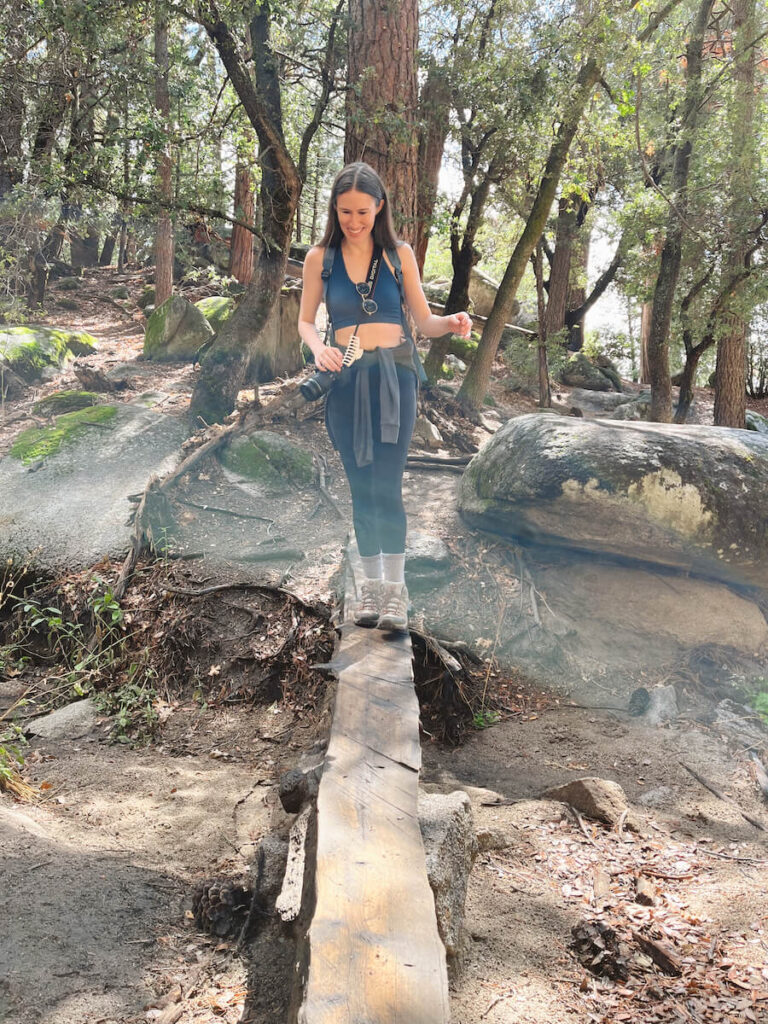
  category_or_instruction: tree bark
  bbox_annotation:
[546,197,578,338]
[458,58,601,409]
[0,38,25,196]
[646,0,714,422]
[414,61,451,273]
[153,0,174,307]
[534,240,551,407]
[714,0,756,428]
[190,1,301,423]
[345,0,419,243]
[229,158,255,285]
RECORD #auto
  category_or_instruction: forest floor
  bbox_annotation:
[1,266,767,1024]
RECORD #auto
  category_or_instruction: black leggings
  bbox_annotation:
[325,364,417,557]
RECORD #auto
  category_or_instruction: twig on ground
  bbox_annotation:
[567,804,600,848]
[176,498,274,523]
[681,761,767,832]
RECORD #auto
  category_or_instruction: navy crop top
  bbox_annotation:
[325,246,403,329]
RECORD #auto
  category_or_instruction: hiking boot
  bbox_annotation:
[354,578,382,627]
[378,582,409,633]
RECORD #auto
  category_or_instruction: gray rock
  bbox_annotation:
[250,835,289,907]
[641,685,678,726]
[406,531,453,589]
[110,286,130,300]
[476,826,513,852]
[469,268,505,319]
[143,295,214,361]
[612,394,652,421]
[278,766,320,813]
[418,790,478,964]
[412,414,443,449]
[746,409,768,435]
[636,785,674,809]
[458,414,768,588]
[56,277,81,291]
[0,404,188,570]
[445,354,467,372]
[565,389,633,416]
[714,699,768,748]
[543,777,632,828]
[560,352,622,392]
[27,699,101,740]
[406,531,450,567]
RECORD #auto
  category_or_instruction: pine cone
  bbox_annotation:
[192,877,252,937]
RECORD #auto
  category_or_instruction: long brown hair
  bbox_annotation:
[317,162,400,250]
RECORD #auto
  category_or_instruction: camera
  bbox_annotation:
[299,369,336,402]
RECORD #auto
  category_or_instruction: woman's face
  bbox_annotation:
[335,189,384,242]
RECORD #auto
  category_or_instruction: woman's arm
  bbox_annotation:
[397,243,472,339]
[298,247,344,372]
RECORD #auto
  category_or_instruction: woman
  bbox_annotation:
[298,162,472,631]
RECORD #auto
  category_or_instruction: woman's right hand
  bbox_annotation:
[314,345,344,373]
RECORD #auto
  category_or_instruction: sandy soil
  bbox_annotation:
[1,267,767,1024]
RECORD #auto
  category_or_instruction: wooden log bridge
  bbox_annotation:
[293,545,450,1022]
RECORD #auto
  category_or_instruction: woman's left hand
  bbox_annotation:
[444,311,473,339]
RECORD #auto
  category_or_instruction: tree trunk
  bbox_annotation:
[639,298,652,383]
[414,62,451,273]
[458,58,601,409]
[674,345,705,423]
[229,158,255,285]
[0,38,25,196]
[714,0,756,428]
[153,0,174,307]
[190,1,302,423]
[99,229,117,267]
[423,162,496,381]
[345,0,419,243]
[546,197,578,338]
[534,240,551,408]
[646,0,714,422]
[564,225,590,350]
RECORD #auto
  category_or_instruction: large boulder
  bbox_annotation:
[143,295,213,361]
[195,295,235,334]
[0,404,188,570]
[468,268,500,319]
[746,409,768,435]
[560,352,622,392]
[0,326,97,383]
[458,414,768,588]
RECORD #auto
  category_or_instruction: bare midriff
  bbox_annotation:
[332,322,404,351]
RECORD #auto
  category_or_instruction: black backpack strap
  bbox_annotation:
[386,244,428,385]
[320,245,336,344]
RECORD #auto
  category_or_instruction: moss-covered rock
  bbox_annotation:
[56,297,79,311]
[560,351,622,392]
[111,285,130,300]
[447,336,478,362]
[56,277,81,291]
[32,390,100,416]
[10,405,117,464]
[195,295,235,334]
[0,326,97,382]
[137,285,155,309]
[221,430,315,489]
[144,295,214,362]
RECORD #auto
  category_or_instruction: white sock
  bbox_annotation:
[381,552,405,584]
[360,553,383,580]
